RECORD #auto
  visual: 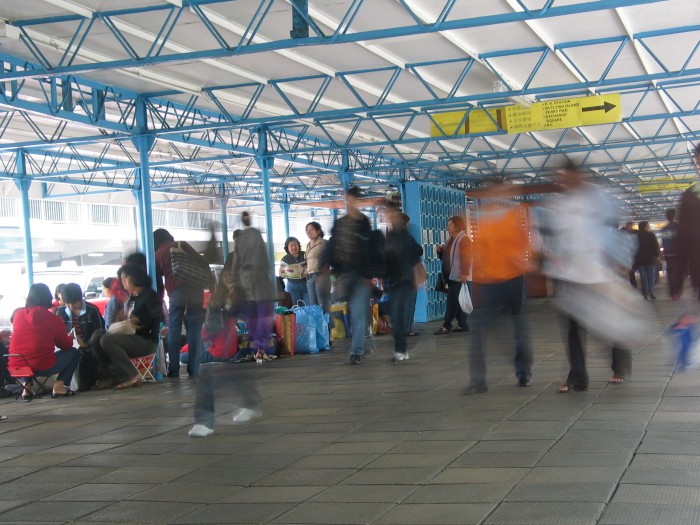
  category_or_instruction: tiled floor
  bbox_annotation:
[0,291,696,524]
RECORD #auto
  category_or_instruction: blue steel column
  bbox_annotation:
[340,149,351,212]
[15,150,34,285]
[220,190,229,257]
[256,128,276,279]
[133,97,157,287]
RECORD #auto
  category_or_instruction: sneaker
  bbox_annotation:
[232,407,262,423]
[392,352,409,362]
[518,377,532,387]
[349,354,363,365]
[188,424,213,437]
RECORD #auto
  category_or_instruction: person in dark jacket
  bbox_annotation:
[385,211,423,362]
[635,221,660,300]
[660,209,682,300]
[322,186,374,365]
[279,236,309,305]
[154,228,210,377]
[678,143,700,300]
[56,283,106,391]
[55,283,105,348]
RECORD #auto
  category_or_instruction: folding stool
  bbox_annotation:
[3,354,52,400]
[130,354,156,382]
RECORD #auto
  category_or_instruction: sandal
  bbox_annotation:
[115,377,142,390]
[407,331,419,337]
[51,389,74,398]
[433,327,451,335]
[609,376,627,384]
[557,384,571,393]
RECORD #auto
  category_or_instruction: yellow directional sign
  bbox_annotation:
[430,94,622,137]
[637,180,694,193]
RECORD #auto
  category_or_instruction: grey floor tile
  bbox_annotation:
[599,503,700,525]
[287,454,378,469]
[127,483,238,503]
[405,484,512,503]
[220,486,324,503]
[429,468,529,484]
[375,503,495,525]
[537,452,632,467]
[272,502,394,524]
[612,484,700,505]
[505,482,615,502]
[365,453,456,469]
[174,503,293,524]
[0,501,111,522]
[340,467,440,485]
[254,468,355,487]
[485,501,605,524]
[450,452,543,468]
[84,501,201,523]
[42,483,155,502]
[310,484,416,503]
[177,468,275,486]
[520,467,625,484]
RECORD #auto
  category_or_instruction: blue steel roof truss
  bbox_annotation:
[0,0,695,219]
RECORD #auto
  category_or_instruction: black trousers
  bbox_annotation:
[442,279,469,330]
[565,317,632,388]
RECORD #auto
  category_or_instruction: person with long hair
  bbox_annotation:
[435,215,472,335]
[9,283,78,398]
[97,263,163,390]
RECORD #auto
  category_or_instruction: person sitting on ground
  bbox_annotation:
[9,283,79,398]
[55,283,105,391]
[97,263,163,390]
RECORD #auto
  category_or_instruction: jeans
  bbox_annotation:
[346,274,370,356]
[286,279,309,306]
[443,279,469,330]
[468,276,532,387]
[307,273,333,327]
[167,285,205,376]
[390,283,414,354]
[34,348,80,384]
[638,265,656,297]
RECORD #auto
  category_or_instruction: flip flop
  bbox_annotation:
[557,384,571,393]
[609,376,627,384]
[407,331,419,337]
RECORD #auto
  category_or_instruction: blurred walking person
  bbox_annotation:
[635,221,660,300]
[434,216,472,335]
[678,144,700,301]
[385,211,423,362]
[322,187,374,365]
[542,162,640,392]
[463,190,534,394]
[189,212,270,438]
[660,209,682,300]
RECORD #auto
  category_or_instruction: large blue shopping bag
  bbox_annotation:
[292,303,331,354]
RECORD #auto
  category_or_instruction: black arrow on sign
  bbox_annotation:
[582,101,616,113]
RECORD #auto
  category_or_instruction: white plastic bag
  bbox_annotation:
[459,283,473,314]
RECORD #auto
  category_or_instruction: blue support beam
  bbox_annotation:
[14,150,34,286]
[220,188,229,258]
[256,129,276,281]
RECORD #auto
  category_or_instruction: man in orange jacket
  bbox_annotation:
[463,189,534,395]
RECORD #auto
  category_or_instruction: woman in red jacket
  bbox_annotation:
[9,283,79,398]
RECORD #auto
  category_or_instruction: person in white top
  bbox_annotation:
[305,222,332,322]
[542,161,634,393]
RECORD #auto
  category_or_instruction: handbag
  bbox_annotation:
[170,242,211,289]
[413,262,428,289]
[107,320,136,335]
[459,283,473,314]
[434,273,448,293]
